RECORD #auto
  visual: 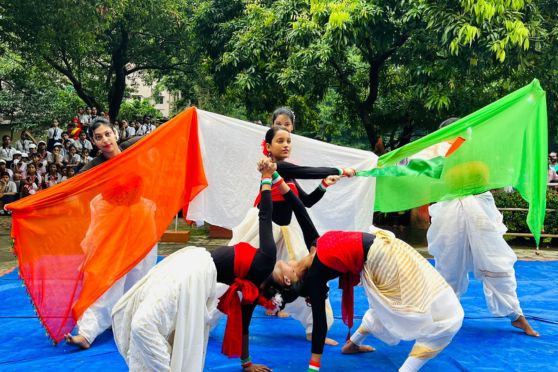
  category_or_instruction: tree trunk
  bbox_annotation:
[107,26,129,121]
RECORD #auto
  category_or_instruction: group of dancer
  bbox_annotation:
[64,109,538,371]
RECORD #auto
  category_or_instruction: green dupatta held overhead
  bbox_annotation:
[358,79,548,244]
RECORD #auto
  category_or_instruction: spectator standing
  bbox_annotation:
[14,130,37,153]
[47,119,63,151]
[82,107,93,126]
[141,116,156,135]
[78,107,89,124]
[133,120,144,136]
[119,120,135,142]
[0,135,17,166]
[75,131,94,152]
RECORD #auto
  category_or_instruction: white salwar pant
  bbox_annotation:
[428,192,523,320]
[350,230,463,371]
[77,244,158,344]
[209,207,334,334]
[112,247,217,372]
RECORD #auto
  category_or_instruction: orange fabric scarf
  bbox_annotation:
[217,242,259,357]
[7,107,207,342]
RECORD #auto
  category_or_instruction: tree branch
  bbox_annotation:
[125,61,192,75]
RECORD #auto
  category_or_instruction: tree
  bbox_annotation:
[0,0,197,120]
[219,0,544,149]
[118,99,162,122]
[0,46,83,132]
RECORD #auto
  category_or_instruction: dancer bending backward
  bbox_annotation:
[112,159,288,372]
[229,123,355,345]
[65,117,157,349]
[427,118,538,337]
[266,184,464,372]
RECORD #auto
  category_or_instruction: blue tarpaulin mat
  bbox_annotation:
[1,259,557,371]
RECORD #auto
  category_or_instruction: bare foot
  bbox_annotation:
[265,309,289,318]
[306,334,339,346]
[64,333,91,349]
[511,316,540,337]
[342,340,375,354]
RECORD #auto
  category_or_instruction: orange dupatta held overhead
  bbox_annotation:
[7,107,207,343]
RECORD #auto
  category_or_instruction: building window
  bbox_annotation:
[156,95,164,104]
[131,95,142,101]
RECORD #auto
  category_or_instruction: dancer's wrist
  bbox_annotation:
[308,359,320,371]
[318,179,329,192]
[241,356,252,369]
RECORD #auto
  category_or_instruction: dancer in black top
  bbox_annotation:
[112,158,293,372]
[229,125,353,345]
[266,184,464,372]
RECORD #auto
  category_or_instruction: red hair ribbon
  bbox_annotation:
[261,139,269,156]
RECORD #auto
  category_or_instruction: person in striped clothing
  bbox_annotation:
[265,187,463,372]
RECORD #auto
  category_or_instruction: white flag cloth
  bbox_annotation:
[188,110,377,232]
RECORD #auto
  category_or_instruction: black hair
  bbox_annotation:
[259,276,304,310]
[439,117,461,129]
[272,107,295,127]
[1,171,10,178]
[264,125,290,144]
[88,117,114,138]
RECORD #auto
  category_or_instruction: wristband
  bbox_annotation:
[261,179,272,187]
[271,171,280,181]
[318,179,329,192]
[308,360,320,371]
[241,356,252,369]
[274,178,285,187]
[272,174,283,185]
[336,167,343,176]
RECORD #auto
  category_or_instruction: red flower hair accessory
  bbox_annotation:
[261,139,270,156]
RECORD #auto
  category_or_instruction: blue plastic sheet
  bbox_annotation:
[1,260,557,371]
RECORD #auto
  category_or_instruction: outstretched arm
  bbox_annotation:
[282,187,320,250]
[277,161,355,179]
[241,303,271,372]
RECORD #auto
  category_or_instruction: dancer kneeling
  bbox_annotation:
[112,159,286,372]
[265,187,464,372]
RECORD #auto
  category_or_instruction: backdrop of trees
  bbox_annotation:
[1,0,556,150]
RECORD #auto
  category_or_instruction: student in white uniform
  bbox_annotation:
[427,117,538,338]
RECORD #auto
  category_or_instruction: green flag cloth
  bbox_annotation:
[361,79,548,244]
[358,156,445,179]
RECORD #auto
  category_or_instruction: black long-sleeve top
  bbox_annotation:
[210,189,277,334]
[261,161,341,246]
[281,187,376,355]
